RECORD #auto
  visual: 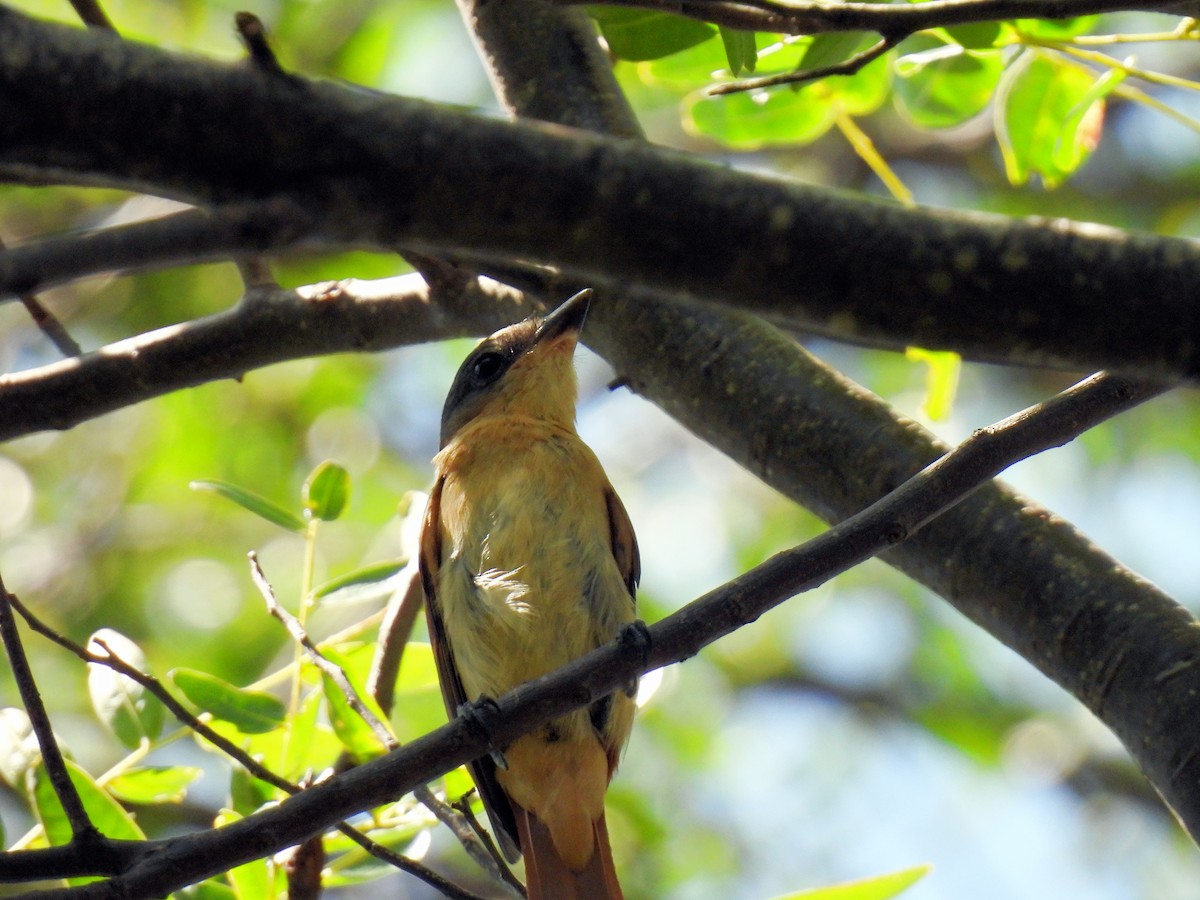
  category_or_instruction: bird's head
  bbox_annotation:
[439,289,592,447]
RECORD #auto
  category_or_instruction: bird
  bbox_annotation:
[419,289,639,899]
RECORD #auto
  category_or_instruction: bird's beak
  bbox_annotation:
[534,289,592,347]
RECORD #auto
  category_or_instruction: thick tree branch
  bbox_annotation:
[0,274,531,439]
[564,0,1184,37]
[456,0,1200,851]
[2,8,1200,381]
[2,368,1159,897]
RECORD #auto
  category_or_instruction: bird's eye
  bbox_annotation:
[471,352,505,384]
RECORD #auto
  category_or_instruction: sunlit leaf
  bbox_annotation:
[942,21,1005,49]
[0,707,41,788]
[31,759,145,886]
[905,348,962,421]
[686,85,837,148]
[107,765,202,804]
[320,646,392,763]
[894,40,1004,128]
[170,668,286,734]
[996,51,1104,187]
[768,864,932,899]
[215,810,274,900]
[230,764,281,816]
[303,460,350,522]
[313,559,407,602]
[797,31,877,72]
[1054,66,1125,174]
[190,479,306,533]
[719,26,758,76]
[588,7,716,61]
[87,629,164,749]
[1013,15,1100,39]
[177,879,238,900]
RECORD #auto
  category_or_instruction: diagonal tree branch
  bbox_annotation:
[2,8,1200,381]
[454,0,1200,851]
[0,366,1167,897]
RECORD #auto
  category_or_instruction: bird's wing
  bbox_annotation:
[419,474,521,861]
[604,485,640,601]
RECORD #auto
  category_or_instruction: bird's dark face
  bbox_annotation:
[439,291,592,447]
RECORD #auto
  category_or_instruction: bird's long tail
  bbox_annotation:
[514,802,624,900]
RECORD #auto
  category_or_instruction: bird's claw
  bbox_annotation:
[457,696,509,769]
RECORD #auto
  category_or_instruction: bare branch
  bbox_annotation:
[0,202,314,303]
[707,36,897,95]
[0,274,532,441]
[68,0,116,31]
[4,9,1200,380]
[2,367,1167,898]
[563,0,1183,37]
[0,577,99,845]
[4,595,485,900]
[234,12,285,75]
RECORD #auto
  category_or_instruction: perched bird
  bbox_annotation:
[419,289,639,899]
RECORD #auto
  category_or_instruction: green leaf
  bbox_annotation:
[769,864,932,900]
[641,34,735,87]
[797,32,876,72]
[313,559,407,602]
[230,764,281,816]
[588,7,716,61]
[87,629,164,749]
[943,21,1004,49]
[1013,15,1100,39]
[0,707,41,788]
[995,51,1105,187]
[190,479,306,533]
[719,27,757,76]
[905,348,962,421]
[894,41,1004,128]
[320,646,392,763]
[107,765,202,804]
[170,668,287,734]
[177,880,238,900]
[215,809,275,900]
[31,759,145,885]
[303,460,350,522]
[686,85,838,149]
[1054,66,1125,174]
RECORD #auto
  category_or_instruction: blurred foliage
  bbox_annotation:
[2,0,1200,899]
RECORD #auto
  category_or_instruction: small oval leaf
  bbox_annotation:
[107,765,202,804]
[313,560,408,602]
[588,7,716,61]
[0,707,41,788]
[190,480,306,533]
[170,668,286,734]
[769,863,932,900]
[31,759,145,853]
[303,461,350,522]
[87,629,164,748]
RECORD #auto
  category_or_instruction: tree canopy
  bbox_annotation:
[2,0,1200,898]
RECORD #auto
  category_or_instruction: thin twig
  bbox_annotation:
[6,594,483,899]
[250,552,397,749]
[0,371,1168,897]
[366,565,425,718]
[0,200,314,304]
[707,36,898,95]
[68,0,117,31]
[0,576,99,845]
[234,12,285,74]
[0,236,83,358]
[252,554,517,892]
